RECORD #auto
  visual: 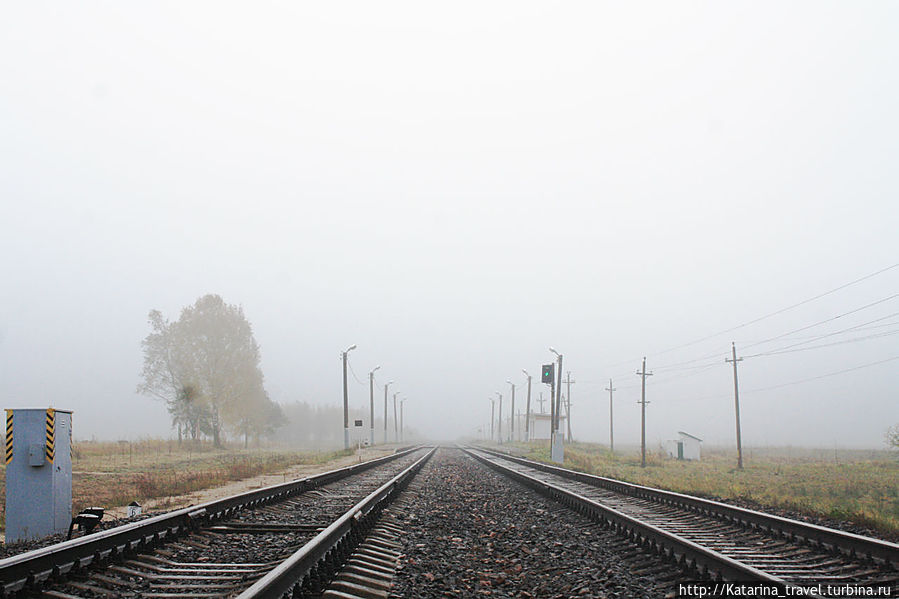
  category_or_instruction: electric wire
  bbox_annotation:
[600,262,899,372]
[741,293,899,349]
[742,356,899,394]
[345,358,367,386]
[743,329,899,358]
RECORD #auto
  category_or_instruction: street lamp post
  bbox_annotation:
[342,344,357,450]
[488,397,495,442]
[383,381,393,444]
[495,392,503,444]
[393,392,400,442]
[368,366,380,447]
[522,370,532,442]
[506,380,516,442]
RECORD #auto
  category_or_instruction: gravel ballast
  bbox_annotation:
[386,448,685,598]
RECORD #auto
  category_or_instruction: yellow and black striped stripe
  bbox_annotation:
[45,408,55,463]
[5,410,12,464]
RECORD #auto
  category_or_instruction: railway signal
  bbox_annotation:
[541,364,554,383]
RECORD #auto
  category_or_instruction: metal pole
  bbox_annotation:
[342,351,349,450]
[383,382,391,444]
[523,371,532,442]
[489,398,495,442]
[510,384,515,442]
[341,345,356,450]
[605,378,616,453]
[368,367,379,447]
[727,342,744,470]
[506,381,515,442]
[555,354,563,433]
[393,392,399,442]
[549,378,556,434]
[496,392,503,444]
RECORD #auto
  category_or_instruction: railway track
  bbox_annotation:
[0,446,435,599]
[466,446,899,597]
[4,445,896,598]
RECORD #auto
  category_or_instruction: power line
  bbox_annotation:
[743,355,899,394]
[744,329,899,358]
[662,354,899,405]
[345,358,367,386]
[600,262,899,372]
[744,311,899,354]
[743,293,899,349]
[606,307,899,385]
[761,314,899,343]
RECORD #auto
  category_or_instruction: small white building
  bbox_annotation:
[528,413,566,441]
[664,431,702,461]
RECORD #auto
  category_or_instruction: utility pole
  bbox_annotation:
[522,370,532,442]
[636,357,653,468]
[383,381,393,444]
[341,344,357,450]
[392,392,399,442]
[564,371,575,442]
[537,392,546,414]
[726,342,744,470]
[368,366,380,447]
[496,392,503,444]
[605,378,616,453]
[506,380,516,443]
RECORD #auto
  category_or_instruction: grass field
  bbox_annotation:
[516,441,899,538]
[0,439,354,531]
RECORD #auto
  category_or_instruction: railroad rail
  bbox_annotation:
[0,446,433,598]
[465,446,899,597]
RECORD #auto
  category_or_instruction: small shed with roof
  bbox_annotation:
[664,431,703,461]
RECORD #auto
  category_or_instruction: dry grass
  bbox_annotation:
[517,441,899,538]
[0,439,354,529]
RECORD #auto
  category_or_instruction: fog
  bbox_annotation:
[2,3,897,449]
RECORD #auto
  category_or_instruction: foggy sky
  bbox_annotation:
[2,2,897,448]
